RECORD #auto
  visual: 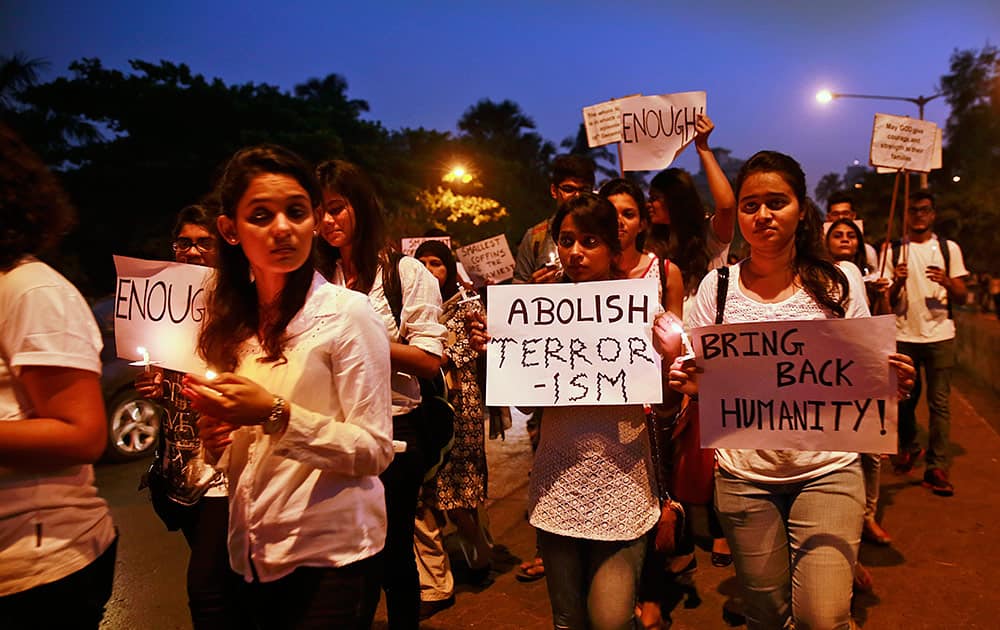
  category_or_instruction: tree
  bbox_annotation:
[11,59,390,293]
[456,99,555,247]
[930,45,1000,271]
[814,172,844,207]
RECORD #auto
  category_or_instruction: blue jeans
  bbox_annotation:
[715,463,863,630]
[537,530,646,630]
[897,339,954,470]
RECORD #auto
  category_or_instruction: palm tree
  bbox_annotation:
[0,53,48,111]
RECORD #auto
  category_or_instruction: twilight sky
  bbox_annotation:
[3,0,998,193]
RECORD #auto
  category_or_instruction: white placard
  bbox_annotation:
[485,278,662,406]
[401,236,451,257]
[877,125,942,174]
[582,99,624,148]
[455,234,515,284]
[692,315,898,453]
[869,114,938,173]
[619,91,706,171]
[113,255,213,375]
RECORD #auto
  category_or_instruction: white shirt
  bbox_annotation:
[218,274,393,582]
[880,237,968,343]
[332,256,445,416]
[0,259,115,595]
[687,261,868,483]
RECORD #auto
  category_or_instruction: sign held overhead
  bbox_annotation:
[870,113,938,173]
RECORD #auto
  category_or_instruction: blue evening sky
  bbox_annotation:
[3,0,998,192]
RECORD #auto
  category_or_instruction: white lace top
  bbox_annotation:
[687,261,869,483]
[528,404,660,541]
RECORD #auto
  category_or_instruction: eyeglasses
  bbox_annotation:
[556,183,590,195]
[172,237,217,253]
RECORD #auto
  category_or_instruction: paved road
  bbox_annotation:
[96,368,1000,629]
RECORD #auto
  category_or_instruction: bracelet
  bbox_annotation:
[262,396,288,435]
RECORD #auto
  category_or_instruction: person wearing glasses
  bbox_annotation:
[884,191,968,497]
[135,204,248,629]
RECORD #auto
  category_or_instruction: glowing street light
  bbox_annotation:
[816,89,834,104]
[443,165,473,184]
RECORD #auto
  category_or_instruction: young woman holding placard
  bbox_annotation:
[659,151,914,630]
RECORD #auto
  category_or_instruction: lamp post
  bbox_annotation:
[816,89,943,188]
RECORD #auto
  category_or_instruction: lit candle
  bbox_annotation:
[137,346,151,372]
[671,322,696,360]
[457,282,480,304]
[548,251,558,267]
[205,369,218,381]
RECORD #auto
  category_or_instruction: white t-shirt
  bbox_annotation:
[0,259,115,596]
[218,274,393,582]
[686,261,869,483]
[880,237,968,343]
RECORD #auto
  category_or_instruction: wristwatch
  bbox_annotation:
[262,396,288,435]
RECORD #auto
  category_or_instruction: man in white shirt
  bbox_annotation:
[884,191,969,496]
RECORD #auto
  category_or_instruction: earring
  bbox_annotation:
[227,236,239,245]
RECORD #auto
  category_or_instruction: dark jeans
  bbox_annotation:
[538,529,646,630]
[179,496,248,630]
[897,339,954,470]
[0,534,118,630]
[243,555,381,630]
[360,412,426,629]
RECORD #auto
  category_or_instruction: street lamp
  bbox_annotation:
[443,165,473,184]
[816,89,943,188]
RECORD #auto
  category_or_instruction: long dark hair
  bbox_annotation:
[314,159,389,293]
[825,218,869,274]
[598,177,648,252]
[736,151,848,318]
[198,145,321,371]
[646,168,710,295]
[414,239,459,301]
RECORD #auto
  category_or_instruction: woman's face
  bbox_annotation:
[418,254,448,289]
[647,189,670,225]
[737,171,803,254]
[556,214,613,282]
[222,173,316,278]
[174,223,219,267]
[608,192,645,253]
[826,225,859,262]
[319,190,356,249]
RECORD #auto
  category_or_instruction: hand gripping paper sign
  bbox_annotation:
[113,255,213,375]
[619,91,706,172]
[485,278,662,407]
[691,315,898,453]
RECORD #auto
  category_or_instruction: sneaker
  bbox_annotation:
[922,468,954,496]
[892,447,924,474]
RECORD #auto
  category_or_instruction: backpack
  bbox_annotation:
[890,236,953,319]
[715,266,730,324]
[382,251,456,481]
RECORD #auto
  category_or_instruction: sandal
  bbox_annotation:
[516,557,545,582]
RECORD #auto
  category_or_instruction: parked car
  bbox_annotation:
[91,297,163,462]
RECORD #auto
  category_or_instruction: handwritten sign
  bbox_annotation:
[877,126,942,173]
[113,255,213,374]
[870,113,938,173]
[619,91,706,171]
[401,236,451,257]
[485,278,662,406]
[582,98,625,148]
[692,315,897,453]
[455,234,515,284]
